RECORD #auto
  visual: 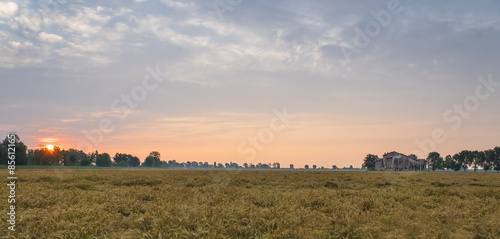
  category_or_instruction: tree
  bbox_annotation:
[362,154,378,170]
[289,164,294,169]
[143,151,161,167]
[408,154,418,160]
[113,153,140,167]
[494,147,500,172]
[460,150,473,171]
[443,155,453,171]
[128,156,140,167]
[260,163,270,169]
[81,151,97,166]
[452,153,464,171]
[312,165,317,169]
[143,156,161,167]
[149,151,161,159]
[31,146,63,165]
[113,153,128,164]
[332,165,338,170]
[96,153,112,167]
[243,163,248,168]
[304,164,309,169]
[0,134,28,165]
[427,152,443,171]
[483,149,495,172]
[470,150,480,172]
[476,151,488,172]
[168,160,181,168]
[63,149,86,166]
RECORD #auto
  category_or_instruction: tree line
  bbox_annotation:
[363,147,500,172]
[0,134,343,169]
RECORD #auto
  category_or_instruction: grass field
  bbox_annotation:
[1,168,499,238]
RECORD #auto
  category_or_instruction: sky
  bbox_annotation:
[1,0,500,168]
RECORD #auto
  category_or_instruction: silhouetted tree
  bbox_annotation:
[80,151,97,166]
[469,150,480,171]
[30,146,63,165]
[113,153,128,164]
[113,153,140,167]
[427,152,443,171]
[312,165,317,169]
[452,153,464,171]
[483,149,495,172]
[129,156,140,167]
[149,151,161,159]
[494,147,500,172]
[460,150,473,171]
[304,164,309,169]
[363,154,378,170]
[143,151,161,167]
[63,148,87,166]
[475,151,487,172]
[96,153,112,167]
[260,163,270,169]
[0,134,28,165]
[443,155,454,171]
[289,164,294,169]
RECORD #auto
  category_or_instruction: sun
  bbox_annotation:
[46,145,54,150]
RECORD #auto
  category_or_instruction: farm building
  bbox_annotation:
[375,151,426,171]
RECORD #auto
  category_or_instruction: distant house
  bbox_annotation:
[375,151,426,171]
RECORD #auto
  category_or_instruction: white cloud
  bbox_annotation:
[38,32,64,43]
[161,0,195,9]
[14,9,43,33]
[0,2,18,18]
[114,8,133,16]
[8,41,33,48]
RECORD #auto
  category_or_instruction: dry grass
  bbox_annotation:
[1,169,499,238]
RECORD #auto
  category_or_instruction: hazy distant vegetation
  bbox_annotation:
[3,134,500,172]
[1,134,345,169]
[363,148,500,172]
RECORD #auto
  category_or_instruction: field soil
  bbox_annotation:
[1,168,499,238]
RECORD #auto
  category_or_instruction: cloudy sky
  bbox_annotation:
[1,0,500,167]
